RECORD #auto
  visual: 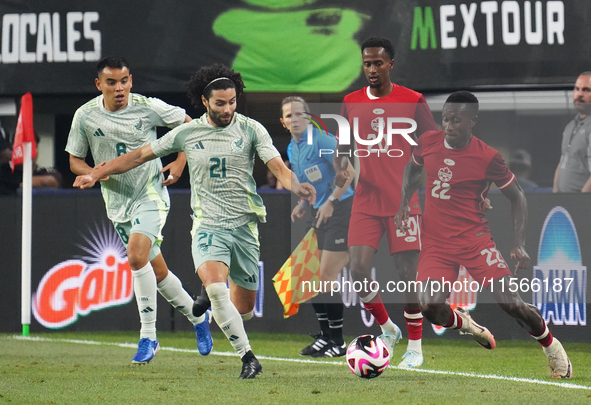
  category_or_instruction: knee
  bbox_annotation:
[127,253,148,270]
[232,298,255,315]
[206,282,230,310]
[349,263,370,282]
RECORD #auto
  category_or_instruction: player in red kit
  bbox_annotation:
[395,91,572,379]
[333,37,437,368]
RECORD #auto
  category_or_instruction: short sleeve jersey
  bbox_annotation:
[288,126,354,209]
[413,130,515,247]
[342,85,437,216]
[65,94,186,222]
[150,112,280,229]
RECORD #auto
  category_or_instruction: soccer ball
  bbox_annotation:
[346,334,391,379]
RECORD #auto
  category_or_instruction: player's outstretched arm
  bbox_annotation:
[267,156,316,204]
[394,159,423,231]
[160,115,192,186]
[500,181,530,273]
[73,144,158,189]
[161,151,187,186]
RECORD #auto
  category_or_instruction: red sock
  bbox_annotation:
[444,309,463,329]
[530,320,554,347]
[361,293,389,325]
[404,307,423,340]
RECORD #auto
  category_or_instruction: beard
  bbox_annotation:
[208,109,233,127]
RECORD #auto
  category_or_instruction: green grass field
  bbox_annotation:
[1,332,590,404]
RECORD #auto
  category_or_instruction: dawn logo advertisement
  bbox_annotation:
[532,207,586,326]
[32,224,133,329]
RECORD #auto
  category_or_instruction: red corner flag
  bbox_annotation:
[11,93,37,172]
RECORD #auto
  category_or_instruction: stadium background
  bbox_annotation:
[0,0,588,341]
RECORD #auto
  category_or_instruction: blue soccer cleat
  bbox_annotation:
[132,338,159,364]
[194,310,213,355]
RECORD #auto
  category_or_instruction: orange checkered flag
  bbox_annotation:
[273,228,321,318]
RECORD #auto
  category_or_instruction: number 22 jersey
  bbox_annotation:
[412,130,515,247]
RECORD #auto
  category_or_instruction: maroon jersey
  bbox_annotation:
[412,130,515,247]
[342,85,437,216]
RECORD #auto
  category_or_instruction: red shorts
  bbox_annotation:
[417,237,511,288]
[348,212,421,254]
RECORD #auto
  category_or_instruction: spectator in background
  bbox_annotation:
[0,128,64,193]
[554,72,591,193]
[0,121,19,195]
[0,122,10,164]
[509,149,538,192]
[259,159,289,190]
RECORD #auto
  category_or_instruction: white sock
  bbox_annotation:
[157,271,205,325]
[207,282,251,357]
[407,339,422,354]
[132,262,157,340]
[379,318,398,334]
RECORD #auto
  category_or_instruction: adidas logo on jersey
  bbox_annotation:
[93,128,105,137]
[194,141,205,150]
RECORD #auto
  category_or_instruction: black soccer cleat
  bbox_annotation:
[239,354,263,379]
[300,332,330,356]
[192,284,211,317]
[320,340,347,358]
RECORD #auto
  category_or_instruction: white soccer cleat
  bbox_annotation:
[455,308,496,350]
[397,350,424,368]
[543,338,573,379]
[378,323,402,354]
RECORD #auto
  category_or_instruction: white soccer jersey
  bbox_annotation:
[150,113,281,229]
[66,93,186,222]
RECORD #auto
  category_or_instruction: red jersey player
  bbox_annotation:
[395,91,572,379]
[333,37,437,368]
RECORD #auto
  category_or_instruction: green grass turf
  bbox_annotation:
[0,332,589,404]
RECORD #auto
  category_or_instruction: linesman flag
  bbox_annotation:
[273,228,321,318]
[10,93,37,171]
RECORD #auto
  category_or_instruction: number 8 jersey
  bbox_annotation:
[66,94,186,223]
[412,130,515,247]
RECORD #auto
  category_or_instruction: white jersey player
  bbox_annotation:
[73,63,315,379]
[66,56,212,364]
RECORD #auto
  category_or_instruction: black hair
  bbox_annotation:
[186,63,245,108]
[361,37,395,60]
[96,56,129,77]
[444,91,479,116]
[280,96,310,116]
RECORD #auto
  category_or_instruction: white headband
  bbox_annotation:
[205,77,231,89]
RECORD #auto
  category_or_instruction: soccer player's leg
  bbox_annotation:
[134,206,212,355]
[387,215,423,367]
[417,246,496,350]
[196,221,262,379]
[348,213,401,346]
[480,241,572,378]
[313,249,349,358]
[121,227,159,364]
